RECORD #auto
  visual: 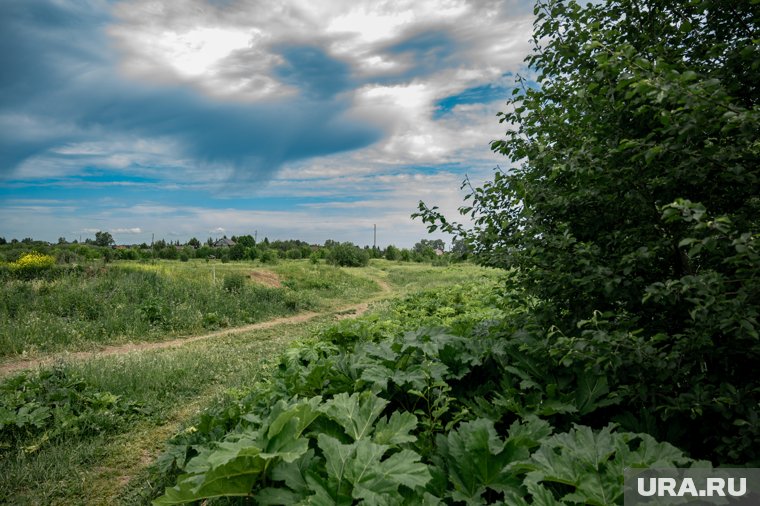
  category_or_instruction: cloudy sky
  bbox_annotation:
[0,0,534,248]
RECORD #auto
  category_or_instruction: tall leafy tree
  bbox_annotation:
[417,0,759,463]
[94,230,114,247]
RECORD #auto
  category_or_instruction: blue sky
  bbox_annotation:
[0,0,534,248]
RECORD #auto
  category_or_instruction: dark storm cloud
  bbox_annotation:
[274,45,352,99]
[0,0,381,180]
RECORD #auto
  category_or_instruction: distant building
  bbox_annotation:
[214,237,236,247]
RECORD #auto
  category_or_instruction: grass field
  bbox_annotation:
[0,259,496,505]
[0,259,381,359]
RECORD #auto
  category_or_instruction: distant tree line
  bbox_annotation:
[0,233,471,267]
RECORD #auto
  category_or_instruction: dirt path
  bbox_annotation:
[0,274,392,378]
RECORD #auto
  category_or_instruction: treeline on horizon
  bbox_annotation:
[0,233,469,268]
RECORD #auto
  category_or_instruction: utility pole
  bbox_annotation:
[373,224,377,250]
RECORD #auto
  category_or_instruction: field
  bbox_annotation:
[1,250,757,505]
[0,258,496,504]
[0,259,382,359]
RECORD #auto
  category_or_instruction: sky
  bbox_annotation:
[0,0,535,248]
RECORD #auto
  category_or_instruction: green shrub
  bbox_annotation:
[326,242,370,267]
[259,249,278,264]
[10,252,55,279]
[222,273,246,293]
[0,366,144,445]
[384,245,401,261]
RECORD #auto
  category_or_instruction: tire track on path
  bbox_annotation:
[0,275,392,378]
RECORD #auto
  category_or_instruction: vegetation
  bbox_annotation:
[0,262,488,504]
[326,242,370,267]
[0,235,455,268]
[0,261,378,358]
[133,0,756,503]
[0,0,756,503]
[144,271,702,505]
[416,0,759,466]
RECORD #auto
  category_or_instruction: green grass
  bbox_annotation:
[0,260,494,505]
[0,260,379,358]
[372,259,498,292]
[0,317,327,505]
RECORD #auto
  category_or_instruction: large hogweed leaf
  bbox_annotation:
[373,411,418,446]
[522,424,698,506]
[154,397,322,505]
[435,417,543,504]
[319,391,388,441]
[314,434,432,506]
[574,373,619,415]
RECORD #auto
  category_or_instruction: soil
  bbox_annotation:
[248,270,282,288]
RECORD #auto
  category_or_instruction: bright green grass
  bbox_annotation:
[0,260,379,358]
[372,259,497,292]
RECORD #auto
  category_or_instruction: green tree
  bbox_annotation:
[450,238,470,260]
[94,231,115,247]
[326,242,370,267]
[385,245,401,261]
[228,243,246,261]
[187,237,201,248]
[417,0,760,464]
[233,234,256,248]
[413,239,444,254]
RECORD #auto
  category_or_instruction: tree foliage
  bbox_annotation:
[94,231,114,247]
[416,0,759,463]
[326,242,370,267]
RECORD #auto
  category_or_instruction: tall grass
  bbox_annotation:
[0,260,378,358]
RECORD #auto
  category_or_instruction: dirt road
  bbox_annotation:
[0,276,392,378]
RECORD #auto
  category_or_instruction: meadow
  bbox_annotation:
[0,259,380,359]
[0,258,494,504]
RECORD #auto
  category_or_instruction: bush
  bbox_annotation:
[384,245,401,261]
[258,249,278,264]
[10,252,55,279]
[416,0,760,465]
[0,366,143,444]
[222,273,246,293]
[326,242,370,267]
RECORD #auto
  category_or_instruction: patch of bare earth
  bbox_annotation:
[249,270,282,288]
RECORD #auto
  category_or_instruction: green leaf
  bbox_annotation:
[315,434,431,506]
[575,373,617,415]
[270,448,318,495]
[153,453,265,505]
[319,392,388,441]
[437,418,523,503]
[523,425,696,506]
[349,443,431,505]
[373,411,418,446]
